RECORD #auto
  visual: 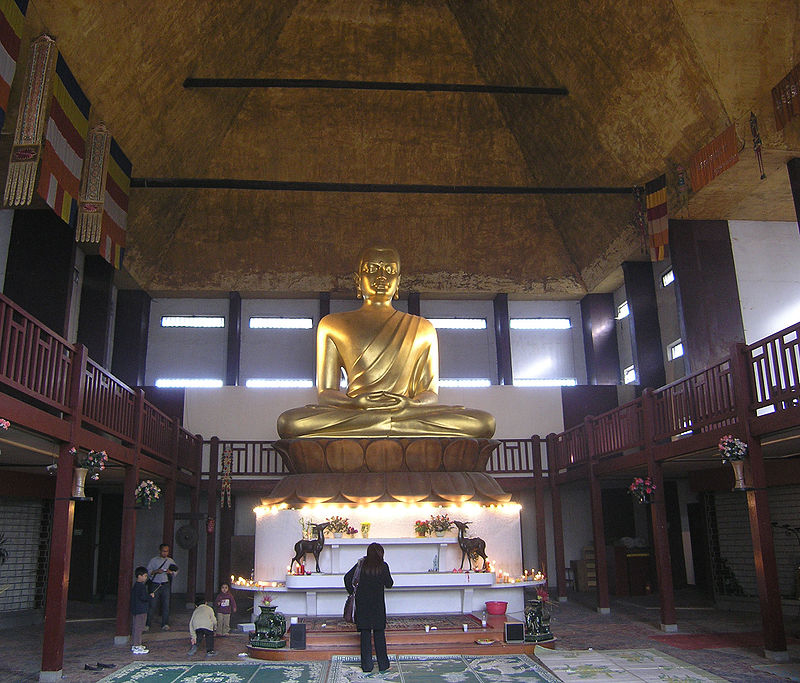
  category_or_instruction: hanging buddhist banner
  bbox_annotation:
[77,123,110,242]
[688,124,738,193]
[0,0,29,129]
[4,35,91,231]
[772,63,800,131]
[644,174,668,262]
[100,136,131,268]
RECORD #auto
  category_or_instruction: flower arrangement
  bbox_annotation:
[719,435,747,462]
[414,519,431,536]
[326,515,349,534]
[429,511,452,534]
[346,526,358,536]
[628,476,655,502]
[135,480,161,509]
[260,594,273,607]
[536,584,550,603]
[299,517,315,539]
[0,418,9,430]
[72,447,108,480]
[360,522,370,538]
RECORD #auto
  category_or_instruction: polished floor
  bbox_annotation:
[4,589,800,682]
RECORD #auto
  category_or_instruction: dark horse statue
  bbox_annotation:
[290,522,329,573]
[453,520,488,572]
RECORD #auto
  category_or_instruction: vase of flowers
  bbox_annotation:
[135,480,162,509]
[429,511,452,536]
[414,519,431,537]
[360,522,370,538]
[326,515,349,538]
[719,435,748,490]
[628,476,655,504]
[70,447,108,497]
[346,526,358,538]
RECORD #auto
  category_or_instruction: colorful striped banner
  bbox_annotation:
[645,174,668,261]
[99,135,130,268]
[36,52,89,228]
[0,0,28,129]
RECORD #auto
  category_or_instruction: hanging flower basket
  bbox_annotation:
[72,447,108,480]
[135,480,161,509]
[628,476,655,504]
[719,435,748,490]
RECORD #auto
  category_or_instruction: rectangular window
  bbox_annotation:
[155,378,223,388]
[661,268,675,287]
[161,316,225,328]
[623,365,636,384]
[249,317,313,329]
[515,378,577,387]
[668,340,684,361]
[428,318,487,330]
[438,378,491,387]
[510,318,571,330]
[616,301,630,320]
[245,378,314,388]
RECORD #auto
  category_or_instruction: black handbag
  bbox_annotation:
[343,560,362,623]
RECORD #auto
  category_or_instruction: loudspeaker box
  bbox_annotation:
[289,623,306,649]
[504,622,525,644]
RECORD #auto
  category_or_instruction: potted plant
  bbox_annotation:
[326,515,349,538]
[346,526,358,538]
[429,512,452,537]
[135,480,162,509]
[70,447,108,497]
[414,519,431,537]
[628,476,655,504]
[719,435,748,490]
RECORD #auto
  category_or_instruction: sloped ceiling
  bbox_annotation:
[10,0,800,297]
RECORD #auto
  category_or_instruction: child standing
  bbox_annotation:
[131,567,152,654]
[214,583,237,636]
[188,599,217,657]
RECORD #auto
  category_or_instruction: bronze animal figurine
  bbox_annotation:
[453,520,488,572]
[290,522,329,573]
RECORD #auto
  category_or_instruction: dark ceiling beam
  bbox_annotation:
[130,178,631,195]
[183,77,568,96]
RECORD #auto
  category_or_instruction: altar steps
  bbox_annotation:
[246,614,549,661]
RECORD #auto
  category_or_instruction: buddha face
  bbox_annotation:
[357,247,400,301]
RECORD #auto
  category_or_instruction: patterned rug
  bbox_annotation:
[533,646,728,682]
[98,661,328,682]
[650,630,800,649]
[328,654,559,682]
[300,613,483,632]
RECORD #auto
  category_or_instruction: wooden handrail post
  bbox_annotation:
[205,437,220,600]
[642,388,677,631]
[546,433,568,601]
[114,388,144,643]
[585,416,610,613]
[730,342,787,658]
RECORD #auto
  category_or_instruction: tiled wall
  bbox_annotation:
[0,499,51,612]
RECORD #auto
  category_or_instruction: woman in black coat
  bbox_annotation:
[344,542,394,673]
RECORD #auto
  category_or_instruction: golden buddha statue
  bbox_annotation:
[277,245,496,439]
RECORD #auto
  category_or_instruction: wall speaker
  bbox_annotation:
[289,623,306,649]
[504,622,525,644]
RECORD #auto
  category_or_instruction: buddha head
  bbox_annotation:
[355,245,400,301]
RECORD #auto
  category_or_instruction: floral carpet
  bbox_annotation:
[533,647,728,682]
[98,661,328,682]
[327,654,560,682]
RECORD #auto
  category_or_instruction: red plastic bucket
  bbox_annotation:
[485,601,508,615]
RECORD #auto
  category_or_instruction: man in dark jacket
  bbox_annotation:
[344,542,394,673]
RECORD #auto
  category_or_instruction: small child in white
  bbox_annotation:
[188,599,217,657]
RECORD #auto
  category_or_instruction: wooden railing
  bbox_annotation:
[747,324,800,413]
[0,292,201,475]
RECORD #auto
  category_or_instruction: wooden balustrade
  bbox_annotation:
[82,359,138,442]
[747,322,800,413]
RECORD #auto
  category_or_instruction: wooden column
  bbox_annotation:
[585,417,610,613]
[546,433,567,601]
[40,345,87,680]
[407,291,420,316]
[642,390,677,630]
[114,389,145,643]
[493,293,512,385]
[226,291,241,386]
[532,436,548,573]
[112,289,151,388]
[787,158,800,232]
[622,261,665,391]
[76,255,115,365]
[205,437,220,600]
[580,293,619,385]
[731,342,787,658]
[184,435,203,607]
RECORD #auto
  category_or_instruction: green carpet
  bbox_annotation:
[328,654,560,682]
[98,660,328,682]
[533,646,728,682]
